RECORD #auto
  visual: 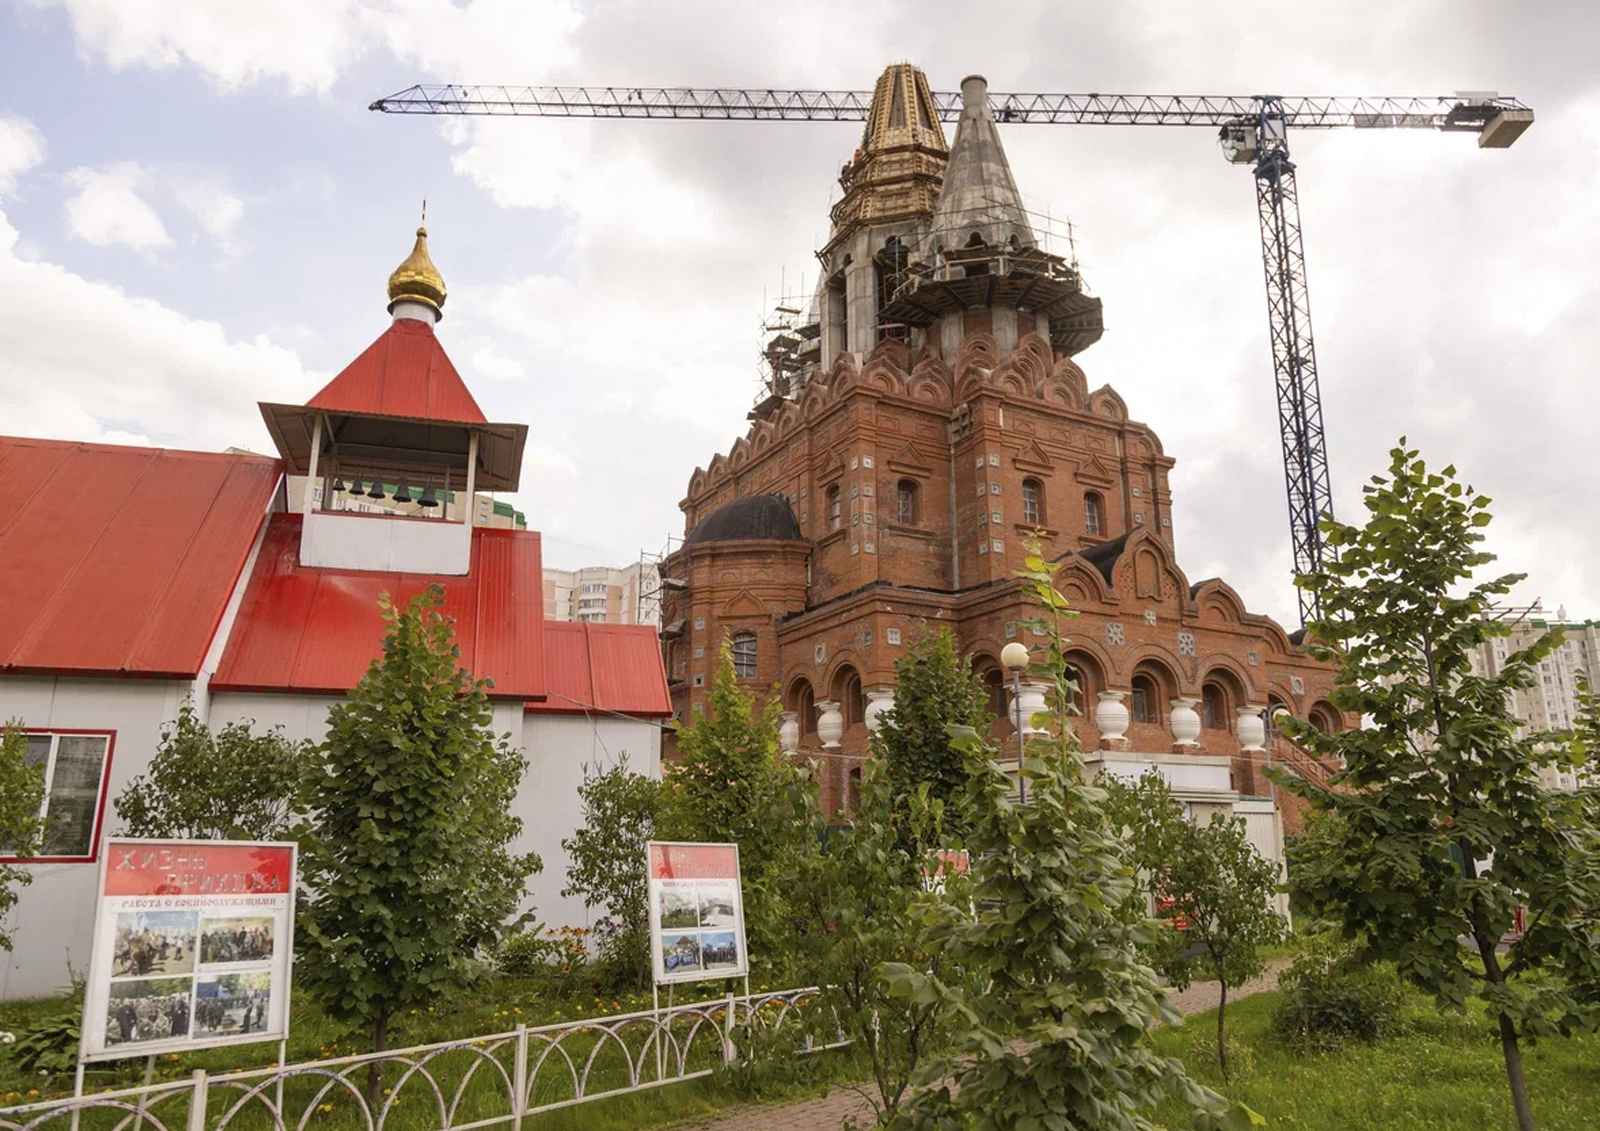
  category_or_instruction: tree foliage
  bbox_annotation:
[1275,441,1600,1131]
[883,549,1257,1131]
[1105,771,1288,1079]
[874,628,991,827]
[784,758,956,1123]
[0,720,46,952]
[665,639,798,960]
[295,587,541,1100]
[116,703,311,841]
[561,754,665,990]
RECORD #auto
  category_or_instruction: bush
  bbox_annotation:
[1271,933,1407,1052]
[9,1013,78,1077]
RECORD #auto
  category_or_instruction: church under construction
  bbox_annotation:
[661,65,1344,835]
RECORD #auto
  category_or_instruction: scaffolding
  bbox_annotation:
[751,293,821,419]
[635,534,685,628]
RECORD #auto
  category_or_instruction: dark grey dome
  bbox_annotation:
[687,494,802,545]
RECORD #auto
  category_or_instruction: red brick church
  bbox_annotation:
[661,64,1343,831]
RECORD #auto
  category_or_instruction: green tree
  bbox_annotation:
[295,587,541,1102]
[0,721,46,952]
[116,703,310,841]
[561,755,665,989]
[784,758,955,1124]
[665,639,796,959]
[1276,442,1600,1131]
[874,627,991,830]
[883,549,1256,1131]
[1106,771,1288,1078]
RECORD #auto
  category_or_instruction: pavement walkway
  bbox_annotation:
[676,959,1291,1131]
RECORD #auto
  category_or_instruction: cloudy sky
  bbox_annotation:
[1,0,1595,628]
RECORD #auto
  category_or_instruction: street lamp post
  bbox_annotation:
[1001,641,1030,805]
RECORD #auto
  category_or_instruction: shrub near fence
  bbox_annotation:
[0,989,839,1131]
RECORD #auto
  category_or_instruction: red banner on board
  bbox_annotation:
[648,843,739,881]
[103,842,294,897]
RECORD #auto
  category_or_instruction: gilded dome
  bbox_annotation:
[386,226,448,318]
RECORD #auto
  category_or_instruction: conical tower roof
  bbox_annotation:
[825,63,948,252]
[929,75,1034,252]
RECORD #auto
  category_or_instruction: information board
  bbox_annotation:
[80,839,297,1062]
[646,842,748,985]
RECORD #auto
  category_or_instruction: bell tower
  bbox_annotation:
[258,220,529,575]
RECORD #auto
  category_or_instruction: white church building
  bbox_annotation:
[0,226,670,1000]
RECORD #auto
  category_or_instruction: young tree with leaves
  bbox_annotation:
[0,721,46,952]
[665,639,796,957]
[883,550,1256,1131]
[561,755,664,989]
[783,758,955,1123]
[873,627,991,831]
[1276,442,1600,1131]
[116,704,311,841]
[296,587,541,1103]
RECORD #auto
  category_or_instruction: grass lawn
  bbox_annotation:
[1150,990,1600,1130]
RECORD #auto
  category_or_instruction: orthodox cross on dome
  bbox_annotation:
[387,200,448,323]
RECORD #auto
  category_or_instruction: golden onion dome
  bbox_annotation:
[386,225,447,318]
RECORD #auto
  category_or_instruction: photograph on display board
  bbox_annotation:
[194,973,273,1038]
[110,911,199,978]
[659,887,699,930]
[697,881,738,928]
[103,978,193,1047]
[661,933,703,975]
[701,930,739,971]
[199,913,275,965]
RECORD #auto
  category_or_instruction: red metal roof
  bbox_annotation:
[305,318,488,424]
[212,514,546,699]
[527,622,672,718]
[0,437,281,678]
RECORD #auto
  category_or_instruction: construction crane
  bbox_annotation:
[371,83,1533,625]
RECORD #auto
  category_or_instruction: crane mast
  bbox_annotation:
[371,84,1533,625]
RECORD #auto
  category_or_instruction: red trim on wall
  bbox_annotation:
[0,727,117,865]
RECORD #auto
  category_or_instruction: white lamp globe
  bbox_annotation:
[1001,642,1030,672]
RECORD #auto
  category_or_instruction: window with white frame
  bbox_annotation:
[730,631,758,679]
[10,732,113,860]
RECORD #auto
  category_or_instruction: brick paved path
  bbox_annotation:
[676,960,1291,1131]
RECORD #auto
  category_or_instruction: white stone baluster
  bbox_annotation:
[1236,705,1266,752]
[816,700,844,749]
[1094,691,1130,747]
[864,688,895,733]
[1169,698,1202,749]
[779,711,800,753]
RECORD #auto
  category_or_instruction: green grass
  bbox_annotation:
[1149,990,1600,1130]
[1,978,863,1130]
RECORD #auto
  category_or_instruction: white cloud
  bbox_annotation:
[24,0,367,95]
[62,162,172,250]
[173,175,246,253]
[0,115,47,197]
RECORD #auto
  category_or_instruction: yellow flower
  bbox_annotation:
[27,1090,40,1098]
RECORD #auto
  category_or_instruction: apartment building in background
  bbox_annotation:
[544,562,661,626]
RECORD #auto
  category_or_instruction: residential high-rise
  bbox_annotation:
[544,562,661,626]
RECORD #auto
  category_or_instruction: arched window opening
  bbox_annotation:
[1022,478,1044,526]
[834,666,865,727]
[795,681,817,736]
[1130,675,1159,725]
[730,631,758,679]
[827,485,842,532]
[897,479,919,525]
[1064,664,1086,716]
[980,666,1006,721]
[1084,492,1103,537]
[1202,683,1229,730]
[1308,703,1339,734]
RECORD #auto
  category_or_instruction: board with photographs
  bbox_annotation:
[80,839,297,1062]
[646,842,748,985]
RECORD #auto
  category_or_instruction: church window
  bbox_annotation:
[1084,492,1104,537]
[1202,683,1228,730]
[835,667,866,726]
[1131,676,1158,725]
[730,632,758,679]
[827,486,842,531]
[897,479,919,525]
[7,732,113,862]
[1022,478,1044,525]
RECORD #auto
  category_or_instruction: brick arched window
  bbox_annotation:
[827,485,842,532]
[897,479,919,525]
[1308,702,1340,734]
[834,666,865,726]
[730,631,758,679]
[1131,674,1159,724]
[1022,478,1044,525]
[791,679,816,736]
[1084,492,1103,537]
[1202,682,1229,730]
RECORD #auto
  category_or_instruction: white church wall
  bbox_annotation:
[517,714,663,936]
[301,511,469,575]
[0,676,187,1000]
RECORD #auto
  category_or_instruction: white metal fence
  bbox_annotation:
[2,988,841,1131]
